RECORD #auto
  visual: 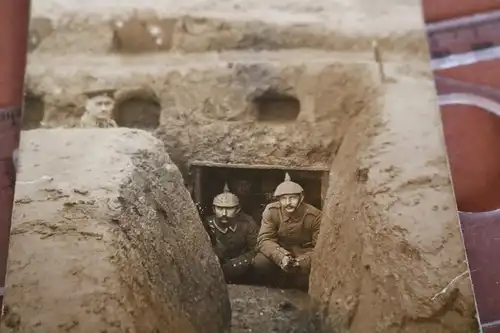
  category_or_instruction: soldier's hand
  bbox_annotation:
[288,257,300,272]
[222,259,250,282]
[213,247,227,266]
[279,254,298,272]
[295,254,311,273]
[279,255,291,269]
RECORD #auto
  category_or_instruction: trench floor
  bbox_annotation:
[228,285,316,333]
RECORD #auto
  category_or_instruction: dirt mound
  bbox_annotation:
[30,14,427,57]
[309,68,477,332]
[2,128,230,333]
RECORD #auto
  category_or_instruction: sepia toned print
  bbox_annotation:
[423,1,500,332]
[1,1,477,333]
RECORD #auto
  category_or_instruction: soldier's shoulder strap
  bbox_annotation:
[263,202,280,215]
[238,212,256,224]
[265,201,280,211]
[303,203,322,219]
[262,202,280,223]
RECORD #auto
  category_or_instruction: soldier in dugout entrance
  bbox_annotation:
[253,173,322,291]
[205,183,259,284]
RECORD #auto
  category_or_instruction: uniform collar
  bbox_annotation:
[213,218,238,234]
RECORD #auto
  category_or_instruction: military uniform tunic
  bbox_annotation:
[256,201,322,274]
[206,211,259,282]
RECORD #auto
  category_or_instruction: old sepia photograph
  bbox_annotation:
[0,0,482,332]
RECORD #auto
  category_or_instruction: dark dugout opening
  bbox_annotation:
[190,161,329,225]
[253,90,301,122]
[22,92,44,130]
[113,93,161,130]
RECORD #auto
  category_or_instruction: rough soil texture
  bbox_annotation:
[29,0,428,56]
[228,285,316,333]
[26,52,376,172]
[2,129,230,333]
[309,63,478,332]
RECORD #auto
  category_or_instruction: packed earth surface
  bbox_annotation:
[1,0,480,332]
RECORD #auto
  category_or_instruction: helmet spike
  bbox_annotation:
[273,172,303,197]
[213,182,240,208]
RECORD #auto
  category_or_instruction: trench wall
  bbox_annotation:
[309,61,477,332]
[3,129,231,333]
[25,57,377,172]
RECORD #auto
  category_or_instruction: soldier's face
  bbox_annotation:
[87,96,115,120]
[279,194,301,214]
[214,205,239,223]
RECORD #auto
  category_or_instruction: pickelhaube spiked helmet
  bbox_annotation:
[213,182,240,208]
[273,173,304,197]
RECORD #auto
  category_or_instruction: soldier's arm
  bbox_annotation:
[257,208,289,265]
[246,217,259,251]
[311,212,322,247]
[202,219,216,247]
[298,212,322,272]
[205,217,226,263]
[231,218,259,266]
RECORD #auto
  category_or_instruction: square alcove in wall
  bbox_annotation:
[22,92,45,130]
[252,90,301,122]
[113,91,161,130]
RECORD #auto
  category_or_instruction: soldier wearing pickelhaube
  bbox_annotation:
[206,182,259,284]
[254,173,322,290]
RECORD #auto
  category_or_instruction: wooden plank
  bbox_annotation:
[321,172,330,205]
[190,160,330,172]
[193,166,202,205]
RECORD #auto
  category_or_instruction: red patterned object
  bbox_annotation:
[422,0,500,22]
[0,0,31,310]
[423,2,500,331]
